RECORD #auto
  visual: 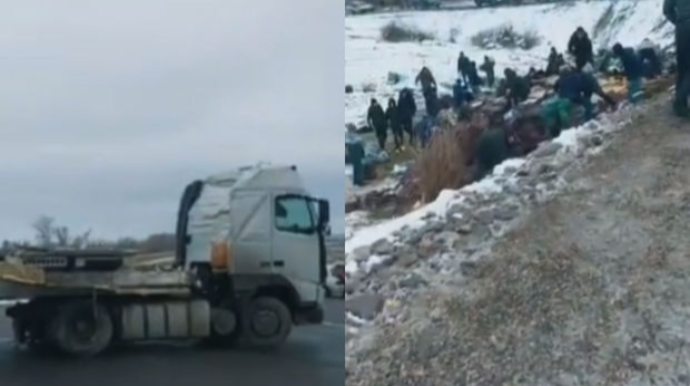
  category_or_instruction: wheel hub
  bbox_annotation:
[211,308,237,336]
[251,309,280,337]
[70,311,98,343]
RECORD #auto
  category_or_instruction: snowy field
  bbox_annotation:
[344,0,674,275]
[345,0,672,128]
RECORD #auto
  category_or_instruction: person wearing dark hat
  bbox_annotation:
[664,0,690,117]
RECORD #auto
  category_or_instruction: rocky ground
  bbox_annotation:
[346,94,690,385]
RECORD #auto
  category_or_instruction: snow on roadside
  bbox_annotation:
[0,299,26,307]
[345,0,671,127]
[345,107,634,276]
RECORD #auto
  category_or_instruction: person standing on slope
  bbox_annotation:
[367,98,388,151]
[467,61,482,92]
[664,0,690,117]
[397,88,417,145]
[567,27,594,71]
[613,43,644,103]
[480,55,496,88]
[415,66,439,117]
[457,52,471,85]
[385,98,404,152]
[504,68,531,108]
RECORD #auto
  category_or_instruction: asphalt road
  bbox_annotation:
[0,300,344,386]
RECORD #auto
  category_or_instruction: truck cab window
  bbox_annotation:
[275,196,315,233]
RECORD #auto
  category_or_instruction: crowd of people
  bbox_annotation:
[355,4,690,185]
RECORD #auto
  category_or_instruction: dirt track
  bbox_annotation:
[347,96,690,385]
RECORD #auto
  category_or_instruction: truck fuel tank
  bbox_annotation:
[120,300,210,340]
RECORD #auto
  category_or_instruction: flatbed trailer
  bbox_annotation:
[0,165,331,357]
[0,260,190,298]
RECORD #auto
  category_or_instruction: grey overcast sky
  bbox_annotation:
[0,1,344,241]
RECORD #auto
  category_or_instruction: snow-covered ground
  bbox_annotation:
[344,0,674,270]
[345,0,673,128]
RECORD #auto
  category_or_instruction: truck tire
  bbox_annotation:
[244,297,292,349]
[49,301,113,357]
[12,318,54,354]
[206,307,242,347]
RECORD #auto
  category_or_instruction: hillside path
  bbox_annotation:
[347,96,690,385]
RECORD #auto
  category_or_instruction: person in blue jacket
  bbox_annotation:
[613,43,644,103]
[452,79,474,109]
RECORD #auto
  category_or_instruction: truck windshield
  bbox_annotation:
[275,196,315,234]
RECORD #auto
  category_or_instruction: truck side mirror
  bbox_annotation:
[318,199,330,229]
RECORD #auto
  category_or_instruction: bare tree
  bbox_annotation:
[33,215,55,247]
[32,216,92,249]
[70,229,92,249]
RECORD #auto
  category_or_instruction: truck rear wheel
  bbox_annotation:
[49,301,113,357]
[244,297,292,349]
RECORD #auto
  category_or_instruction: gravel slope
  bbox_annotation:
[346,96,690,385]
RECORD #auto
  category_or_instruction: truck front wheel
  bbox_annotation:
[206,306,241,347]
[244,297,292,349]
[49,301,113,357]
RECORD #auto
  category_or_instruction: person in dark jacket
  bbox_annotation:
[664,0,690,117]
[579,70,617,120]
[385,98,404,152]
[474,126,519,180]
[415,115,436,148]
[613,43,644,103]
[638,39,662,79]
[467,61,482,92]
[416,66,440,117]
[568,27,594,71]
[397,88,417,145]
[367,98,388,151]
[346,134,365,186]
[546,47,565,75]
[457,52,471,84]
[543,66,579,137]
[415,66,437,92]
[423,85,439,117]
[504,68,531,107]
[453,78,474,109]
[480,56,496,87]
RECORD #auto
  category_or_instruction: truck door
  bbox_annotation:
[271,194,321,300]
[229,190,273,275]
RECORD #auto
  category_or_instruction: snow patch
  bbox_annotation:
[346,112,630,276]
[345,0,671,127]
